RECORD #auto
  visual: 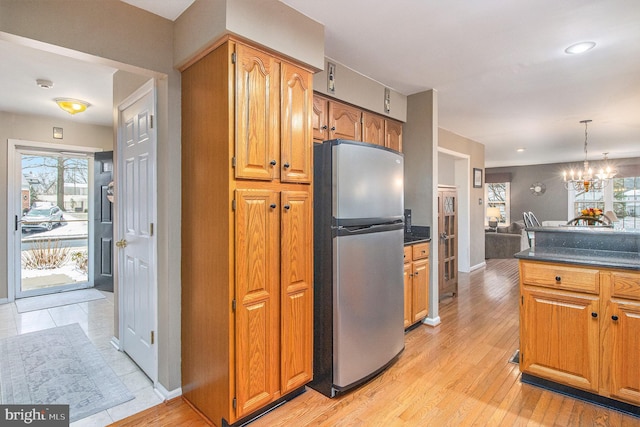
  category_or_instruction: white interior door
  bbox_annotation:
[118,80,157,381]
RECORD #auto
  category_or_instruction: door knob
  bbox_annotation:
[116,239,128,248]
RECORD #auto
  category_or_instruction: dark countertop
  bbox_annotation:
[404,236,431,246]
[515,247,640,270]
[515,227,640,270]
[404,225,431,246]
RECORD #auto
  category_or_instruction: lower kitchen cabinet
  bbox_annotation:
[404,242,429,328]
[519,260,640,408]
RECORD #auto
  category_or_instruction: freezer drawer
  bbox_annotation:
[332,226,404,388]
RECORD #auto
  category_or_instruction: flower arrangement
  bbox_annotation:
[581,207,603,218]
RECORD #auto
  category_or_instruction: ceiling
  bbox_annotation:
[3,0,639,168]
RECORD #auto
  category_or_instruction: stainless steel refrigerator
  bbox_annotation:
[311,139,405,398]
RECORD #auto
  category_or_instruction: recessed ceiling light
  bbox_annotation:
[516,148,526,152]
[36,79,54,89]
[564,41,596,54]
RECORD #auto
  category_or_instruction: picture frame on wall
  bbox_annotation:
[473,168,483,188]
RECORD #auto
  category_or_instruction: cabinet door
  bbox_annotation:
[312,95,329,143]
[403,262,412,328]
[520,286,600,392]
[235,44,280,180]
[605,299,640,404]
[385,119,403,152]
[281,63,312,183]
[235,189,280,417]
[412,258,429,323]
[328,101,361,141]
[280,190,313,393]
[362,112,384,146]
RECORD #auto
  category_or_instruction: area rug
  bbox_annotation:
[15,288,105,313]
[0,323,134,422]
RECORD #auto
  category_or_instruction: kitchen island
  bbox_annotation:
[515,227,640,417]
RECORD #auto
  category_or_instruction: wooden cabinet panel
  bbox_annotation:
[385,119,403,152]
[328,101,361,141]
[412,258,429,323]
[412,243,430,260]
[281,63,312,183]
[610,271,640,300]
[312,96,329,143]
[235,189,280,417]
[235,44,280,181]
[520,286,600,393]
[606,299,640,404]
[520,261,599,294]
[403,262,412,328]
[280,190,313,394]
[362,112,384,146]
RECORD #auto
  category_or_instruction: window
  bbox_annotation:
[485,182,510,225]
[613,176,640,229]
[573,187,604,217]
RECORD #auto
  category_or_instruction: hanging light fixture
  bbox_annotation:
[55,98,90,115]
[562,120,615,192]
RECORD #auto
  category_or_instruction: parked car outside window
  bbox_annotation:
[22,205,64,232]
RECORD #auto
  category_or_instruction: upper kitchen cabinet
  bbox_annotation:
[313,94,361,143]
[236,44,312,183]
[313,94,403,152]
[362,112,384,146]
[385,119,403,152]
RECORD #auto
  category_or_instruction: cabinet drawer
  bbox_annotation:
[403,246,412,264]
[412,243,430,260]
[610,271,640,301]
[520,261,599,294]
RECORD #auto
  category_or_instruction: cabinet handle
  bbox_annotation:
[612,315,619,321]
[284,205,291,210]
[270,160,277,166]
[591,312,598,318]
[321,125,328,130]
[283,162,290,169]
[421,250,426,254]
[414,271,419,275]
[270,203,277,209]
[330,126,336,131]
[555,276,561,282]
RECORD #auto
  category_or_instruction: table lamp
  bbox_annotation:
[487,207,501,231]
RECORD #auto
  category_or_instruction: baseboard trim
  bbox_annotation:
[110,336,121,351]
[155,382,182,401]
[422,316,441,327]
[470,261,486,272]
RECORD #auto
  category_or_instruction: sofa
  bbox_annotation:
[485,221,528,259]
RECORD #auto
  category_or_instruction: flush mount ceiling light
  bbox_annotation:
[55,98,90,115]
[564,41,596,54]
[516,148,526,152]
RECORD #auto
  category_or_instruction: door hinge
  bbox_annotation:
[150,223,154,237]
[231,52,237,64]
[232,299,236,312]
[232,199,236,211]
[150,115,154,129]
[232,156,236,168]
[232,397,237,409]
[150,331,155,345]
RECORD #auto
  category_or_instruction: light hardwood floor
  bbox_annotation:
[110,259,640,426]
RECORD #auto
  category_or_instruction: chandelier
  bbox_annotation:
[563,120,617,192]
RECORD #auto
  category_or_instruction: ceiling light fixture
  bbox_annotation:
[564,41,596,54]
[516,148,526,152]
[36,79,54,89]
[55,98,90,115]
[562,120,616,193]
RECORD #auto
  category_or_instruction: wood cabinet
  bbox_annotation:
[404,242,430,328]
[519,260,640,406]
[312,94,403,151]
[181,37,313,426]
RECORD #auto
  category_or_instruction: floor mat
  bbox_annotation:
[0,323,134,422]
[15,288,105,313]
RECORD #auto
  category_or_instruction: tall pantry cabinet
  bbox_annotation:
[181,38,314,426]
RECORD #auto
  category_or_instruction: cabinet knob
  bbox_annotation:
[330,126,336,131]
[270,160,277,166]
[284,205,291,210]
[414,271,419,275]
[270,203,277,209]
[612,315,619,321]
[283,162,290,169]
[591,312,598,318]
[321,125,328,130]
[555,276,561,282]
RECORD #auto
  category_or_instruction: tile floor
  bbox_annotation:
[0,290,163,426]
